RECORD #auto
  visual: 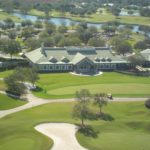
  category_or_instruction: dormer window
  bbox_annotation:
[49,56,57,63]
[61,56,69,63]
[94,57,100,62]
[107,58,112,62]
[101,57,106,62]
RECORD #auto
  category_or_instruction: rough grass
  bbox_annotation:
[0,102,150,150]
[33,72,150,99]
[0,93,26,110]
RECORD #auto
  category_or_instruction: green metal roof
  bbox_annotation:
[25,47,127,64]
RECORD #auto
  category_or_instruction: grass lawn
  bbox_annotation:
[0,93,26,110]
[0,70,12,78]
[0,80,6,91]
[29,9,150,26]
[33,72,150,99]
[0,11,21,22]
[0,101,150,150]
[127,33,145,47]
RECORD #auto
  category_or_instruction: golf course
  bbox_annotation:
[0,70,150,150]
[0,101,150,150]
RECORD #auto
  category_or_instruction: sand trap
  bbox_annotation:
[35,123,88,150]
[70,71,103,76]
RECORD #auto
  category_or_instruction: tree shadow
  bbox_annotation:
[78,125,99,138]
[31,86,43,92]
[86,111,114,121]
[86,111,99,120]
[98,113,114,121]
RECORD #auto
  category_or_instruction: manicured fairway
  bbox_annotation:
[34,72,150,98]
[0,93,26,110]
[0,102,150,150]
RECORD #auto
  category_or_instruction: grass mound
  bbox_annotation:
[0,93,26,110]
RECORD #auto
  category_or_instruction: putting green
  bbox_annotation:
[47,83,150,95]
[34,72,150,98]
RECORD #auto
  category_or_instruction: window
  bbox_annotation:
[56,65,59,70]
[50,65,53,70]
[44,65,46,70]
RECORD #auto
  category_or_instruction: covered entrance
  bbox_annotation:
[75,58,95,74]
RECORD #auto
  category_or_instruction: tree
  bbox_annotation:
[45,22,56,35]
[110,36,123,48]
[25,38,40,50]
[75,89,91,103]
[88,37,105,47]
[72,102,90,127]
[58,37,81,47]
[34,21,43,29]
[116,41,132,55]
[4,73,26,96]
[102,25,116,33]
[73,89,91,126]
[140,8,150,17]
[21,20,32,27]
[8,29,17,39]
[145,98,150,109]
[21,27,34,39]
[82,30,92,45]
[88,26,98,34]
[134,41,147,50]
[53,33,64,46]
[43,37,55,47]
[3,18,15,29]
[93,93,108,115]
[13,67,26,82]
[119,28,132,39]
[128,54,145,66]
[3,40,21,59]
[4,67,39,96]
[58,25,68,33]
[25,67,39,87]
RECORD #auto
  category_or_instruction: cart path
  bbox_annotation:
[35,123,87,150]
[0,90,147,119]
[0,91,74,118]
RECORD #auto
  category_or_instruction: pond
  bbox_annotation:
[13,12,149,36]
[13,12,103,27]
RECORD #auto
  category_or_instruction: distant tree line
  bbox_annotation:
[0,0,149,17]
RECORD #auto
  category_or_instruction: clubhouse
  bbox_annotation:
[24,46,150,73]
